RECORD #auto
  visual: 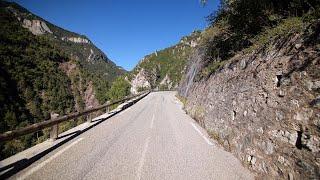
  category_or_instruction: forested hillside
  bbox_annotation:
[128,31,201,93]
[0,1,125,159]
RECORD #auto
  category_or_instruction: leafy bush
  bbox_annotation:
[244,17,304,53]
[107,77,131,101]
[199,61,225,79]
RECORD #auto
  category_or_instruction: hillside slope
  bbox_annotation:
[0,2,124,159]
[127,31,201,93]
[178,0,320,179]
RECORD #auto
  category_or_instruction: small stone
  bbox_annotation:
[265,141,274,155]
[288,173,294,180]
[291,99,299,108]
[314,118,320,128]
[306,81,320,91]
[257,127,264,134]
[231,110,236,121]
[295,43,302,49]
[305,136,320,153]
[307,81,314,91]
[244,110,247,117]
[288,131,298,146]
[278,90,285,97]
[270,130,297,146]
[278,156,285,164]
[294,109,313,122]
[281,77,291,86]
[301,71,307,76]
[276,111,284,121]
[240,59,247,69]
[251,156,257,165]
[310,96,320,107]
[313,81,320,90]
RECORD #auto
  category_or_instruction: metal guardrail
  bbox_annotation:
[0,91,150,142]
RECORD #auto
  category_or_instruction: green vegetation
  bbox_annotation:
[130,31,201,89]
[199,61,226,80]
[0,6,75,158]
[176,95,188,108]
[244,17,304,53]
[198,0,320,79]
[137,86,148,92]
[0,2,125,160]
[107,77,131,101]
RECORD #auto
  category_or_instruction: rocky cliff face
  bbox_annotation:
[130,68,152,94]
[159,74,173,90]
[179,21,320,179]
[59,61,99,111]
[61,37,91,44]
[22,19,52,35]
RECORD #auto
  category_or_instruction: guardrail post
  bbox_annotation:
[106,101,110,113]
[50,113,59,141]
[87,113,92,123]
[87,106,93,123]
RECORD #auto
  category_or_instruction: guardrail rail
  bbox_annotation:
[0,91,150,142]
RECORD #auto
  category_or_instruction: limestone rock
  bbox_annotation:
[130,68,151,94]
[159,74,173,89]
[22,19,52,35]
[61,36,91,44]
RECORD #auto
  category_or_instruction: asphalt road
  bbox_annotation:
[13,91,253,180]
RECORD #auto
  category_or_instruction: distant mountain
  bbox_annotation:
[0,1,125,159]
[3,1,125,81]
[127,31,201,93]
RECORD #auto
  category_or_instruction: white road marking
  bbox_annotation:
[190,122,213,146]
[18,137,84,180]
[137,137,150,180]
[150,114,155,129]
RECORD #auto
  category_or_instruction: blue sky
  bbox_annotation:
[13,0,218,70]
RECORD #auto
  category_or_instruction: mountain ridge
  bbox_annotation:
[0,1,125,159]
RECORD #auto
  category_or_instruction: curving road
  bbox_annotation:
[12,91,253,180]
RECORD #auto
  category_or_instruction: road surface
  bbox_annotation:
[13,91,253,180]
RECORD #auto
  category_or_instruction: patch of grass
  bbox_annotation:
[190,105,206,128]
[244,17,304,53]
[199,60,226,79]
[207,130,223,145]
[176,95,187,108]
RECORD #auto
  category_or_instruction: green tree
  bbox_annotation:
[107,77,131,101]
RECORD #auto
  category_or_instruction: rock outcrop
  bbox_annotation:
[3,1,125,85]
[179,21,320,179]
[84,81,99,109]
[128,31,202,92]
[22,19,52,35]
[159,74,173,90]
[61,36,91,44]
[130,68,151,94]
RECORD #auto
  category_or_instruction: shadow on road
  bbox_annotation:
[0,94,149,179]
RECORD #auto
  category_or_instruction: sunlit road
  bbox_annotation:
[13,92,253,180]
